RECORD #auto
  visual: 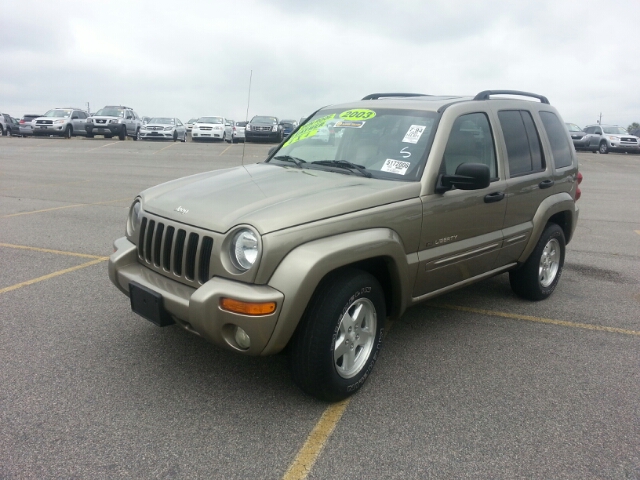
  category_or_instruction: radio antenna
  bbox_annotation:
[241,70,252,169]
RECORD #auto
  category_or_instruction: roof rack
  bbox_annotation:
[361,93,431,100]
[474,90,550,104]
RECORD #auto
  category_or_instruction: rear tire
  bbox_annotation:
[290,268,386,402]
[509,223,565,301]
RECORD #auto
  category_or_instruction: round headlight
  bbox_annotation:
[231,229,259,271]
[126,200,143,238]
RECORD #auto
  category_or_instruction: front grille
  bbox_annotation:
[254,126,272,132]
[137,216,214,285]
[96,119,107,124]
[621,137,637,143]
[36,120,53,125]
[147,126,163,131]
[199,126,212,131]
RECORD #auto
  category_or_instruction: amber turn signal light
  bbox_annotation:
[220,298,276,315]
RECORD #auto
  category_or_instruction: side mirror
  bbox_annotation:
[435,163,490,193]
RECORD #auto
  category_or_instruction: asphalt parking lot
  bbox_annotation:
[1,136,639,479]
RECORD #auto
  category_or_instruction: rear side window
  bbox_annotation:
[498,110,545,176]
[442,112,497,178]
[540,111,573,169]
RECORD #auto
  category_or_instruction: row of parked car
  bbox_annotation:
[0,107,303,144]
[565,122,640,154]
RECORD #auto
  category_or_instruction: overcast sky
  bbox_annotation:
[2,0,638,128]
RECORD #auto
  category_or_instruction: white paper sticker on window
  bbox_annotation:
[381,159,410,175]
[402,125,426,144]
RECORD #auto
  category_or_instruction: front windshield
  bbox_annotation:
[44,109,71,118]
[148,117,175,125]
[197,117,223,124]
[267,107,438,181]
[96,108,124,117]
[187,118,197,123]
[603,126,628,134]
[566,123,582,132]
[252,116,277,124]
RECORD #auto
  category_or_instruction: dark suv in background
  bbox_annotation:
[86,106,142,140]
[245,115,283,142]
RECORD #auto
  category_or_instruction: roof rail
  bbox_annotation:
[361,93,431,100]
[474,90,550,104]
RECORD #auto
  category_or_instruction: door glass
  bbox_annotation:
[442,112,497,178]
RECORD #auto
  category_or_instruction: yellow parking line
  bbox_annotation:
[0,243,105,259]
[219,145,231,156]
[2,197,131,218]
[153,143,178,154]
[431,304,640,336]
[0,179,92,192]
[282,399,351,480]
[87,141,119,152]
[0,257,108,295]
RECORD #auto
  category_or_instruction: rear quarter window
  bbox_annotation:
[539,112,573,169]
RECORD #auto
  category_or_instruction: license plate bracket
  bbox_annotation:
[129,282,175,327]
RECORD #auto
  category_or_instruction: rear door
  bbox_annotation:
[493,108,552,266]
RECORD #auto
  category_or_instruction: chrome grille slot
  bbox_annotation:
[153,223,164,266]
[144,220,155,262]
[185,233,199,280]
[173,229,186,276]
[199,237,214,284]
[163,226,174,271]
[138,217,148,258]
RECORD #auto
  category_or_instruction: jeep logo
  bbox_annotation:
[174,206,189,214]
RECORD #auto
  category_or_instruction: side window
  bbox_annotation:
[498,110,545,177]
[539,111,573,169]
[584,127,593,134]
[442,112,497,178]
[126,111,133,120]
[595,127,602,135]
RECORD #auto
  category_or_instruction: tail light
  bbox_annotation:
[575,171,583,201]
[20,119,25,124]
[233,126,236,132]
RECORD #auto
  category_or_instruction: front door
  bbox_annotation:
[413,112,507,297]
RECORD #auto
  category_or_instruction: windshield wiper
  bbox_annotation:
[272,155,307,168]
[311,160,372,178]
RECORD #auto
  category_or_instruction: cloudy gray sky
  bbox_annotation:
[2,0,638,128]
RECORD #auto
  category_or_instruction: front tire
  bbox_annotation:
[290,268,386,402]
[64,125,72,139]
[118,127,126,141]
[133,128,140,141]
[173,131,178,142]
[599,141,609,154]
[509,223,565,301]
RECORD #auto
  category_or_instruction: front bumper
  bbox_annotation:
[140,130,174,139]
[108,237,284,355]
[608,144,640,153]
[86,123,123,135]
[245,130,279,141]
[33,124,67,135]
[192,128,224,139]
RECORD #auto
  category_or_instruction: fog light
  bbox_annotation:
[234,326,251,350]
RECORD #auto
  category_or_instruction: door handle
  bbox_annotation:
[539,179,554,189]
[484,192,505,203]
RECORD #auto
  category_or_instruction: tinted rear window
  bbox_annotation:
[540,112,572,169]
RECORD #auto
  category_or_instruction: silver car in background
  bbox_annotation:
[33,108,89,138]
[232,121,246,143]
[19,114,43,136]
[140,117,187,142]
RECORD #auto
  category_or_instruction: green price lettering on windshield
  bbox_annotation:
[339,109,376,121]
[283,114,335,147]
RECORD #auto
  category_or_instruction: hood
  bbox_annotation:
[141,163,420,234]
